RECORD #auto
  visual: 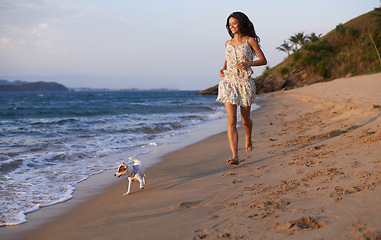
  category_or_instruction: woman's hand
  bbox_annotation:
[219,69,225,77]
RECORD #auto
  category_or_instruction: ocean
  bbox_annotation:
[0,90,259,226]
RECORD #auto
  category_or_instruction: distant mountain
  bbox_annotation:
[0,80,29,85]
[0,80,11,85]
[0,81,69,92]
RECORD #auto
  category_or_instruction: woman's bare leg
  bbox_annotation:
[224,103,239,162]
[240,105,253,152]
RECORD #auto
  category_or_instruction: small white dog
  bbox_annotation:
[114,157,146,195]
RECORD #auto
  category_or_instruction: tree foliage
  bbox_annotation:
[277,32,322,56]
[276,40,293,56]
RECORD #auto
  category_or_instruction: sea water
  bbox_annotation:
[0,90,259,226]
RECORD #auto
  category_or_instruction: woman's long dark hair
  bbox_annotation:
[226,12,260,44]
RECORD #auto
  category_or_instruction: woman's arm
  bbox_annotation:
[219,60,227,77]
[236,37,267,70]
[219,40,230,77]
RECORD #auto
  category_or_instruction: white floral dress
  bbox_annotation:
[216,39,256,107]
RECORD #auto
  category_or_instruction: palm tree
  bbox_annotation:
[308,32,322,43]
[289,32,309,50]
[295,32,308,48]
[276,40,293,56]
[289,35,299,50]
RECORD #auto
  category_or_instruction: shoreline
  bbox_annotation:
[0,102,233,239]
[0,90,226,228]
[2,73,381,240]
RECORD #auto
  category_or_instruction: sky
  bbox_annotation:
[0,0,379,90]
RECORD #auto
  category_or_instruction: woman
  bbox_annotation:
[216,12,267,165]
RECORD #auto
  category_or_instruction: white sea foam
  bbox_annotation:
[0,115,227,226]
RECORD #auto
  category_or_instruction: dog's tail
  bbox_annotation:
[128,157,138,162]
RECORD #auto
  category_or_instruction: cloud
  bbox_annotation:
[39,23,49,28]
[49,48,68,55]
[1,38,11,43]
[57,2,79,10]
[0,37,19,51]
[35,39,52,49]
[108,16,134,25]
[31,22,49,36]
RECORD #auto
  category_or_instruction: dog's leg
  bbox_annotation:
[124,177,132,195]
[136,174,144,189]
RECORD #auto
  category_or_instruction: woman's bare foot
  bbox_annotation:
[246,138,252,152]
[227,158,239,165]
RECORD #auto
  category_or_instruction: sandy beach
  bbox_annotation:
[2,73,381,240]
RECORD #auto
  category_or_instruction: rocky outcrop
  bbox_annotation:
[196,84,218,95]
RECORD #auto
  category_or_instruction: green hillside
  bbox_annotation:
[255,8,381,93]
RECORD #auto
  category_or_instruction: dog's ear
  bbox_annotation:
[117,162,121,166]
[122,162,126,166]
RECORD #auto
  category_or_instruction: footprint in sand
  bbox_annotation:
[275,216,325,232]
[351,161,361,168]
[247,213,268,219]
[329,186,362,201]
[352,222,381,240]
[171,200,202,210]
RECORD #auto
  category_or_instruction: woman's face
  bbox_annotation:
[229,17,240,35]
